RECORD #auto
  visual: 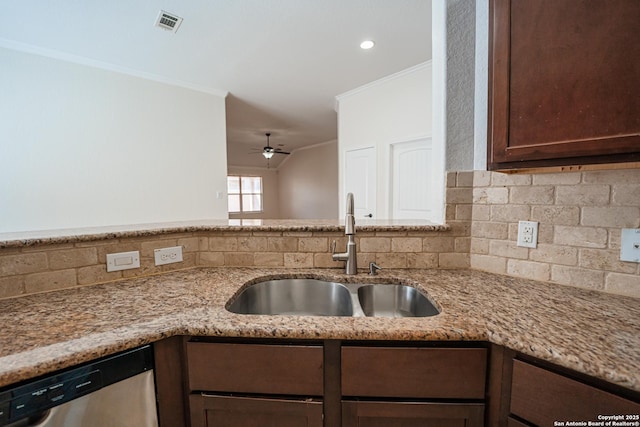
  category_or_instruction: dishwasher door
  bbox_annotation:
[24,370,158,427]
[1,346,158,427]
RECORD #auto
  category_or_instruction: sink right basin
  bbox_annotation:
[357,284,439,318]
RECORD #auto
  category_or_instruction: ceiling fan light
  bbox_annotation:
[263,151,274,159]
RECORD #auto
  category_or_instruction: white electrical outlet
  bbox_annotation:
[620,228,640,262]
[106,251,140,272]
[517,221,538,248]
[154,246,183,266]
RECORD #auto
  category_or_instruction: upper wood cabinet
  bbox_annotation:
[488,0,640,170]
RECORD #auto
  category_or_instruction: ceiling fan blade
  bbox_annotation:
[245,132,289,158]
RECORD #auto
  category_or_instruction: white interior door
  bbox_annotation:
[391,138,433,220]
[344,147,376,219]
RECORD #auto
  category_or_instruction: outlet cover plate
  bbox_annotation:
[620,228,640,262]
[154,246,183,266]
[517,220,538,248]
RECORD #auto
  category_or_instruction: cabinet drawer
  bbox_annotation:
[186,342,323,396]
[342,347,487,399]
[342,401,485,427]
[511,359,640,425]
[190,394,323,427]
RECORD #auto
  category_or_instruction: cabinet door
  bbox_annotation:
[510,360,640,425]
[186,342,323,396]
[190,394,323,427]
[342,347,487,399]
[343,401,484,427]
[488,0,640,170]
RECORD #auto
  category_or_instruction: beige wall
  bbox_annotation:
[278,141,339,219]
[228,141,338,220]
[227,167,280,219]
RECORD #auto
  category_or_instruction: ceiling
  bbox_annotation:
[0,1,432,168]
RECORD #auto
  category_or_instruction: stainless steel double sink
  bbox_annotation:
[227,278,439,318]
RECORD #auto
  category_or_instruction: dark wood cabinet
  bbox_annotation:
[488,0,640,170]
[189,395,323,427]
[509,359,640,426]
[342,345,487,426]
[185,341,324,427]
[180,341,488,427]
[342,401,484,427]
[186,342,324,396]
[341,346,487,399]
[154,338,640,427]
[506,417,528,427]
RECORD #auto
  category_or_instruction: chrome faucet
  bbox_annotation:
[368,262,382,276]
[332,192,358,274]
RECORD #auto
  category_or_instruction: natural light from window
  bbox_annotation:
[227,176,263,213]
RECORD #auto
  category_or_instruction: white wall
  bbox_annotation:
[278,140,338,219]
[336,62,443,222]
[227,166,280,219]
[0,47,228,232]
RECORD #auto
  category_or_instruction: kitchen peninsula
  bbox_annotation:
[0,219,638,425]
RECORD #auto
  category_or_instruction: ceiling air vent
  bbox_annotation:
[155,10,183,33]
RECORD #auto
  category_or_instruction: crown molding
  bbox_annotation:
[227,164,277,172]
[294,139,337,152]
[334,60,432,112]
[0,38,228,98]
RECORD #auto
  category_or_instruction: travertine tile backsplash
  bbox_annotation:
[0,226,470,299]
[1,168,638,299]
[463,168,640,298]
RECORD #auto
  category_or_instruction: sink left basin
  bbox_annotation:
[227,279,354,316]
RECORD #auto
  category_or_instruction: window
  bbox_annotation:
[227,176,263,213]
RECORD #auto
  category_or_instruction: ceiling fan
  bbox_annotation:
[253,132,290,159]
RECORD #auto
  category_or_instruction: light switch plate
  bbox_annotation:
[106,251,140,272]
[620,228,640,262]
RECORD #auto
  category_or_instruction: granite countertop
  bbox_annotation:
[0,267,638,392]
[0,219,447,248]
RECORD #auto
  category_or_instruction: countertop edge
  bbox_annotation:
[0,221,449,248]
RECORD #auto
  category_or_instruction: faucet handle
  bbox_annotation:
[369,262,382,276]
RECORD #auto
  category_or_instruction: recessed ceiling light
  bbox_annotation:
[360,40,375,50]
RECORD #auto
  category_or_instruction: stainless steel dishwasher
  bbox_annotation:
[0,345,158,427]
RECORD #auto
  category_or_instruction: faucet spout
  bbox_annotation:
[345,192,355,235]
[333,192,358,274]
